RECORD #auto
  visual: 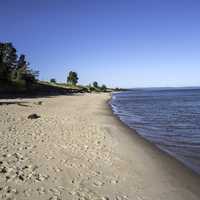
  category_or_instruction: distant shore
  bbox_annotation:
[0,93,200,200]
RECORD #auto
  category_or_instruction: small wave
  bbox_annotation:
[111,89,200,174]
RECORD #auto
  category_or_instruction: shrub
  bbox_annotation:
[50,78,56,83]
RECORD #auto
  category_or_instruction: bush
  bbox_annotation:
[50,78,56,83]
[100,84,107,92]
[93,81,98,88]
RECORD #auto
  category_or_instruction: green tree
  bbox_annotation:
[0,42,39,90]
[17,54,27,69]
[87,84,95,92]
[0,42,17,82]
[13,54,28,81]
[22,68,39,89]
[93,81,98,88]
[101,84,107,92]
[0,54,6,82]
[67,71,78,85]
[50,78,56,83]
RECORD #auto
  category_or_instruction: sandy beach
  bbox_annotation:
[0,93,200,200]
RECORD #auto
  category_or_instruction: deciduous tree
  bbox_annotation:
[67,71,78,85]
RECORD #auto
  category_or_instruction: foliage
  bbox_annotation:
[67,71,78,85]
[100,84,107,92]
[11,54,28,81]
[0,42,38,87]
[87,83,107,92]
[0,42,17,82]
[0,42,112,95]
[50,78,56,83]
[87,84,95,92]
[22,69,39,84]
[93,81,98,88]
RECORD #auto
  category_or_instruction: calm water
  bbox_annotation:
[111,88,200,174]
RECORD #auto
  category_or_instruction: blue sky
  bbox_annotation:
[1,0,200,88]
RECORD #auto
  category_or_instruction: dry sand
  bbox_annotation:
[0,93,200,200]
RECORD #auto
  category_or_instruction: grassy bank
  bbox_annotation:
[0,81,125,98]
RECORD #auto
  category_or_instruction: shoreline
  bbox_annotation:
[104,94,200,199]
[0,93,200,199]
[108,93,200,176]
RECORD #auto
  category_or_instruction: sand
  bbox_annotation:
[0,93,200,200]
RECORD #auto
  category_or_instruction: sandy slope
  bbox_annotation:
[0,93,200,200]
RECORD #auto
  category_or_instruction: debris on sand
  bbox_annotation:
[34,101,43,105]
[27,114,40,119]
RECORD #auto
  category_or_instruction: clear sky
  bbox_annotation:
[1,0,200,88]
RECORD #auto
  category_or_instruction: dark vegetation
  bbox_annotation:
[67,71,78,85]
[0,43,39,87]
[50,78,56,83]
[0,42,125,98]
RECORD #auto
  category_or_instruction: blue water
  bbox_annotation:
[111,88,200,174]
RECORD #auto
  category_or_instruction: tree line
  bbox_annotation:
[0,42,39,88]
[0,42,108,92]
[51,72,107,92]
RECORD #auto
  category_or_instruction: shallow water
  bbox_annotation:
[111,88,200,174]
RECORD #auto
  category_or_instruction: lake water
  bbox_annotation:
[111,88,200,174]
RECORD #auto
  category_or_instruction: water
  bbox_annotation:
[111,88,200,174]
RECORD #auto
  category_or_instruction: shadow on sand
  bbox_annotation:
[0,101,32,107]
[0,83,87,99]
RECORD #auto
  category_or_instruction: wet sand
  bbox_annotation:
[0,93,200,200]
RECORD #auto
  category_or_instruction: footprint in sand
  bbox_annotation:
[93,180,105,187]
[48,188,63,200]
[48,196,62,200]
[23,188,32,197]
[53,166,63,173]
[110,179,119,184]
[115,195,129,200]
[0,186,18,200]
[101,197,110,200]
[36,187,46,195]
